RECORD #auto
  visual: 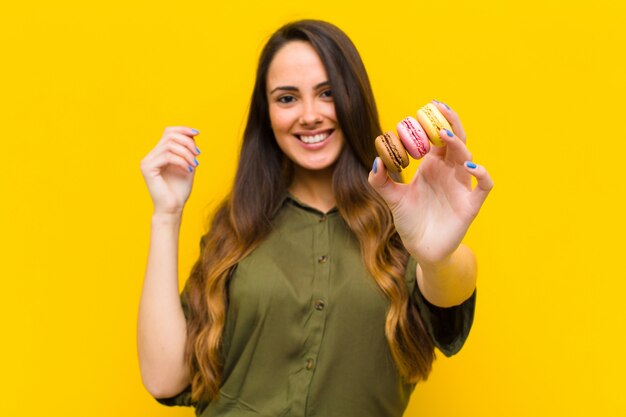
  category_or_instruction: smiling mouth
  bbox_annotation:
[296,130,333,144]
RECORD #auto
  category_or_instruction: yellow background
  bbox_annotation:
[1,0,625,416]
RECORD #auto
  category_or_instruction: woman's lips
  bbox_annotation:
[294,129,334,149]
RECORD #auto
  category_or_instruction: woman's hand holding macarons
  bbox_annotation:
[140,126,201,216]
[368,100,494,270]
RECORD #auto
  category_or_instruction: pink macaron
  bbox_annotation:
[396,116,430,159]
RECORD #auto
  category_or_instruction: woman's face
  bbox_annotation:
[266,41,345,173]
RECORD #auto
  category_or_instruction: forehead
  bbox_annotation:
[266,41,328,89]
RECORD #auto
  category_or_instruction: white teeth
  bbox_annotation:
[300,133,329,144]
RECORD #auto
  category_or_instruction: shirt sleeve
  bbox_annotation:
[405,257,476,357]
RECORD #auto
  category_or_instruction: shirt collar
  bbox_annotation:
[284,192,339,216]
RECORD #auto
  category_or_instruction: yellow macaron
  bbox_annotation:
[416,103,453,147]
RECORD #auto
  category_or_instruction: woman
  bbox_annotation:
[138,19,493,417]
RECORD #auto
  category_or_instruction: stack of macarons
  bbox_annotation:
[375,102,452,173]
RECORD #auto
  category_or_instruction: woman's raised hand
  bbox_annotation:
[368,101,494,267]
[140,126,201,215]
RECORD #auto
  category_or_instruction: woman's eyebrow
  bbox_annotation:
[269,81,330,95]
[269,86,298,94]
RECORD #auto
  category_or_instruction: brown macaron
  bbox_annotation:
[374,131,409,173]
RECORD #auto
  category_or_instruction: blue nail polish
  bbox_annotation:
[188,165,193,173]
[446,129,454,137]
[444,103,451,110]
[191,128,199,134]
[433,99,440,103]
[466,161,477,169]
[196,146,201,154]
[194,157,199,166]
[372,158,378,174]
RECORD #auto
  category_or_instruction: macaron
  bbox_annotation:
[374,131,409,173]
[416,103,453,147]
[396,116,430,159]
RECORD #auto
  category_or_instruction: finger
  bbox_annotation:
[439,128,472,164]
[160,140,200,169]
[464,161,494,212]
[152,150,196,175]
[170,132,201,156]
[432,100,466,143]
[160,126,201,143]
[428,141,446,159]
[368,157,406,208]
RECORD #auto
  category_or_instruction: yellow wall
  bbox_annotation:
[2,1,624,416]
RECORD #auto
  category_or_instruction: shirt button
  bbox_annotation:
[318,255,328,264]
[305,359,314,370]
[318,214,327,222]
[314,299,325,311]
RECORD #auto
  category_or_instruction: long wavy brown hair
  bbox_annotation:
[183,19,435,402]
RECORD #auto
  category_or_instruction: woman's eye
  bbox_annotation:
[321,89,333,98]
[278,96,295,104]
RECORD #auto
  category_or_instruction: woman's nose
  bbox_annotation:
[299,100,323,126]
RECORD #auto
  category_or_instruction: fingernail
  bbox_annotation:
[194,157,199,166]
[372,158,378,174]
[191,128,200,134]
[433,99,440,103]
[188,165,193,173]
[443,103,451,110]
[196,146,201,154]
[465,161,477,169]
[445,129,454,137]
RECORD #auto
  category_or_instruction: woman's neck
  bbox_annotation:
[289,166,336,213]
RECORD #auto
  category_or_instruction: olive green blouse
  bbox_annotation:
[155,195,476,417]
